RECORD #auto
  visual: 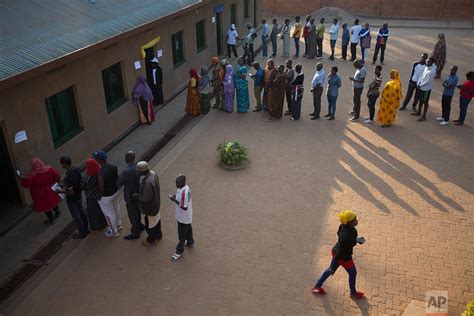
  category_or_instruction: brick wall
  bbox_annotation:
[262,0,474,20]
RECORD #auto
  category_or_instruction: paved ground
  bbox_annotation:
[2,25,473,315]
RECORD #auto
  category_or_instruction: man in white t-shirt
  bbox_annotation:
[226,24,239,58]
[169,174,193,261]
[350,19,362,61]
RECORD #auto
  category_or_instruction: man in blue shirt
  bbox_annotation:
[340,23,350,60]
[372,23,390,65]
[310,62,325,119]
[251,62,265,111]
[261,19,269,58]
[436,66,459,125]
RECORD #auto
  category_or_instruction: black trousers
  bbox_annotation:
[402,81,417,108]
[304,37,309,55]
[126,201,142,237]
[243,43,254,65]
[176,222,194,254]
[341,44,348,59]
[316,37,323,57]
[372,43,386,63]
[312,86,323,117]
[145,217,162,243]
[350,43,358,61]
[285,86,292,112]
[353,87,364,118]
[441,95,453,121]
[412,88,422,110]
[227,44,238,58]
[367,93,379,120]
[291,97,302,120]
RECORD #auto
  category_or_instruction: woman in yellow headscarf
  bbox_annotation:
[377,69,403,127]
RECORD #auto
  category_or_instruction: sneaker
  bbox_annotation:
[311,287,326,295]
[350,291,365,300]
[348,111,355,115]
[364,119,373,124]
[327,116,335,120]
[310,116,320,120]
[185,241,194,248]
[399,107,406,111]
[435,117,444,121]
[171,253,183,261]
[316,56,322,60]
[440,121,449,126]
[124,234,140,240]
[323,113,331,117]
[105,230,120,238]
[350,116,359,121]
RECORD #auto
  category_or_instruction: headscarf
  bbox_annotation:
[132,75,153,106]
[338,210,357,225]
[431,33,446,66]
[266,59,275,70]
[225,64,234,81]
[212,57,219,65]
[189,68,199,80]
[25,158,50,180]
[198,67,210,92]
[389,69,403,99]
[86,158,101,176]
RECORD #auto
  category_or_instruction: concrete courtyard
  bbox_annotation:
[3,24,473,315]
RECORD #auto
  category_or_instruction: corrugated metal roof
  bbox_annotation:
[0,0,201,81]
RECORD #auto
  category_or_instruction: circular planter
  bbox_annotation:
[218,158,250,171]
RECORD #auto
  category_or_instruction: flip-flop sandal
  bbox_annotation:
[171,253,183,261]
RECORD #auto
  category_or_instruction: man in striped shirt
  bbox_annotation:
[365,65,382,123]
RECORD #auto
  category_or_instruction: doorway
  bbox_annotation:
[0,127,20,206]
[144,47,155,86]
[216,12,222,55]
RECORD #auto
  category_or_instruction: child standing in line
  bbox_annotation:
[169,174,193,261]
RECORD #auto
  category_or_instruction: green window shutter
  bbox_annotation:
[196,19,206,52]
[45,87,82,148]
[172,31,185,67]
[102,62,127,113]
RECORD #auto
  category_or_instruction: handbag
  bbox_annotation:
[361,36,372,49]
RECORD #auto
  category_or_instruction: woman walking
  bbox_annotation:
[223,64,235,112]
[377,69,403,127]
[132,75,155,124]
[431,33,446,79]
[234,57,250,113]
[19,158,61,225]
[82,158,107,231]
[185,68,201,116]
[312,210,365,299]
[198,67,212,114]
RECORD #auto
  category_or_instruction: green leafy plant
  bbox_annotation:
[216,141,248,166]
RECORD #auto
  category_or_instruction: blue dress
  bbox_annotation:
[233,66,250,113]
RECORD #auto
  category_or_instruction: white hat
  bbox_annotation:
[137,161,149,172]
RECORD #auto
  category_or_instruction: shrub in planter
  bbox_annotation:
[216,141,248,166]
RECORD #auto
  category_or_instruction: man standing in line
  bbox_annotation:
[310,62,325,120]
[243,23,256,65]
[284,60,295,115]
[302,15,312,57]
[290,64,305,120]
[169,174,194,261]
[411,57,437,121]
[372,23,390,65]
[250,62,265,112]
[60,156,89,239]
[226,24,239,58]
[436,66,458,126]
[358,23,370,63]
[325,66,342,120]
[340,23,350,61]
[94,150,121,238]
[349,59,367,121]
[328,18,340,60]
[315,18,325,60]
[365,65,383,123]
[292,16,302,58]
[133,161,162,246]
[261,19,269,58]
[350,19,362,61]
[453,71,474,126]
[270,18,279,58]
[400,53,428,111]
[118,151,143,240]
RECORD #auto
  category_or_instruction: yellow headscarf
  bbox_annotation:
[338,210,357,225]
[389,69,403,100]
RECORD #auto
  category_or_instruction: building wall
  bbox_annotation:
[0,0,261,205]
[262,0,474,20]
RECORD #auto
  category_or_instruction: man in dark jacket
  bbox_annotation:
[312,210,366,299]
[118,151,142,240]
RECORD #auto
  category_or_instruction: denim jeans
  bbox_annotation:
[67,200,89,236]
[315,255,357,294]
[293,37,300,56]
[261,36,268,57]
[458,96,471,123]
[327,95,338,117]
